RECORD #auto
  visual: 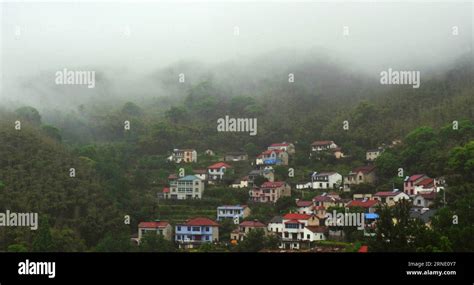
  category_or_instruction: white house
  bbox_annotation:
[310,172,342,190]
[311,140,338,152]
[303,226,327,242]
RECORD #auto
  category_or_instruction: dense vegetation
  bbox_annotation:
[0,54,472,251]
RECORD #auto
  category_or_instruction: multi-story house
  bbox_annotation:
[169,175,205,200]
[267,142,295,155]
[404,174,444,196]
[175,217,219,248]
[230,220,267,241]
[207,162,232,182]
[373,190,410,206]
[137,220,173,242]
[310,172,342,190]
[279,213,323,249]
[217,205,251,221]
[168,149,197,163]
[256,149,289,166]
[343,165,377,191]
[249,181,291,203]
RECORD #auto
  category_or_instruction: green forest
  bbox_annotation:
[0,54,473,252]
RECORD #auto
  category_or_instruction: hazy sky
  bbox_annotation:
[0,1,472,106]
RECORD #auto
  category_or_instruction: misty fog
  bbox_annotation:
[0,1,472,111]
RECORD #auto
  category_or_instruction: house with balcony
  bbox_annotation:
[175,217,219,248]
[217,205,251,221]
[168,175,205,200]
[279,213,322,249]
[230,220,267,242]
[249,181,291,203]
[343,165,377,191]
[137,220,173,242]
[207,162,232,183]
[404,174,444,196]
[267,142,295,155]
[168,149,197,163]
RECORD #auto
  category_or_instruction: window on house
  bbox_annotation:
[177,226,181,231]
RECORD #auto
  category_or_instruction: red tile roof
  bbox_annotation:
[261,149,285,156]
[240,220,266,228]
[296,200,313,207]
[138,221,170,228]
[283,213,312,220]
[305,226,327,233]
[183,217,219,227]
[419,192,437,200]
[352,165,376,174]
[407,174,426,182]
[375,191,402,197]
[347,199,379,208]
[261,181,286,188]
[208,162,232,169]
[417,178,434,187]
[162,187,170,193]
[313,195,339,202]
[269,143,291,147]
[311,140,334,146]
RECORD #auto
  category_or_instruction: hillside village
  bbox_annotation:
[135,141,446,251]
